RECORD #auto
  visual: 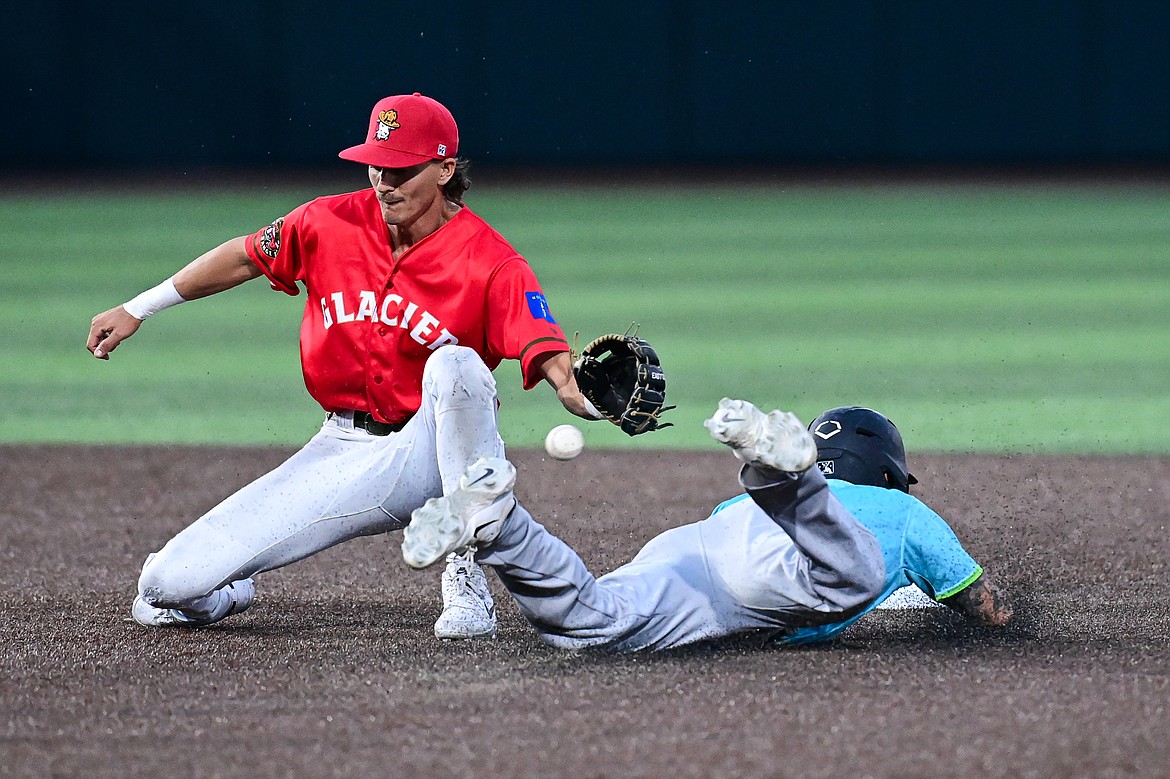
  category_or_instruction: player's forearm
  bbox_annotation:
[88,237,263,359]
[172,236,263,299]
[537,351,602,420]
[535,350,571,384]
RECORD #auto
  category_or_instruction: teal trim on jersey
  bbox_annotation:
[777,480,982,646]
[710,493,752,515]
[935,565,983,600]
[685,482,982,647]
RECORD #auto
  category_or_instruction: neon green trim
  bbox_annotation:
[936,565,983,600]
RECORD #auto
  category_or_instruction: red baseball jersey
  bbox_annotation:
[243,190,569,424]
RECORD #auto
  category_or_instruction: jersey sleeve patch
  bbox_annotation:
[259,217,284,260]
[525,291,556,323]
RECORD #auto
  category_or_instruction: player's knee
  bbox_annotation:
[137,550,222,608]
[423,345,496,402]
[425,344,488,378]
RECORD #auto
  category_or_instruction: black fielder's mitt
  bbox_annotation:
[573,332,674,436]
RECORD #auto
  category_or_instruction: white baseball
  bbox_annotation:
[545,424,585,460]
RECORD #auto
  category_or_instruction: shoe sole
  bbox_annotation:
[758,410,817,472]
[403,458,517,569]
[131,595,192,627]
[403,497,467,569]
[705,399,766,446]
[435,626,498,640]
[706,399,816,472]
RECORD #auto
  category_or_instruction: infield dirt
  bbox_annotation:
[3,444,1169,778]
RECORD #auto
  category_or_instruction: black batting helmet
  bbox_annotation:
[807,406,918,492]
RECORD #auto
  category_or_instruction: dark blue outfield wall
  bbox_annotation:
[4,2,1169,172]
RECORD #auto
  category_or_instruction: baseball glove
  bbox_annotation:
[573,331,673,436]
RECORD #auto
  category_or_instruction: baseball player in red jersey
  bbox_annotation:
[87,92,598,639]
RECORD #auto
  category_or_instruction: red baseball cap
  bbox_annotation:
[338,92,459,168]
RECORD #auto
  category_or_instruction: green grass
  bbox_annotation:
[3,181,1168,452]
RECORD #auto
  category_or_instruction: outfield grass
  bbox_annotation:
[3,179,1168,452]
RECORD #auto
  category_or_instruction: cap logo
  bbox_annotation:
[437,144,447,156]
[814,420,843,440]
[375,109,401,141]
[816,460,836,476]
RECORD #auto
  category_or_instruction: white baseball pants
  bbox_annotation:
[477,463,886,652]
[138,346,505,610]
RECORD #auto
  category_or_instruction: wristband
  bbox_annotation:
[582,396,605,420]
[123,278,186,320]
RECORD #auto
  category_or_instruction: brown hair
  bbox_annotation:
[443,158,472,202]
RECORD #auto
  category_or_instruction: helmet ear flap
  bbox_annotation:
[880,466,912,493]
[815,450,887,490]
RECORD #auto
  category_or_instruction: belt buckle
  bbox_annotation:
[359,412,393,436]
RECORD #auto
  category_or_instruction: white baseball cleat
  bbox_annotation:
[704,397,817,473]
[402,457,517,570]
[433,551,498,640]
[131,578,256,627]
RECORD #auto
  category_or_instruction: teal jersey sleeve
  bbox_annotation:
[900,499,983,600]
[779,481,981,646]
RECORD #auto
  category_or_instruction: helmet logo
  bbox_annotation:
[375,109,401,141]
[813,420,843,440]
[816,459,835,475]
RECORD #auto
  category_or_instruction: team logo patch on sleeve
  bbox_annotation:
[259,218,284,260]
[525,292,556,323]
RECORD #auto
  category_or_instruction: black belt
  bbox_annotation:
[352,411,409,436]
